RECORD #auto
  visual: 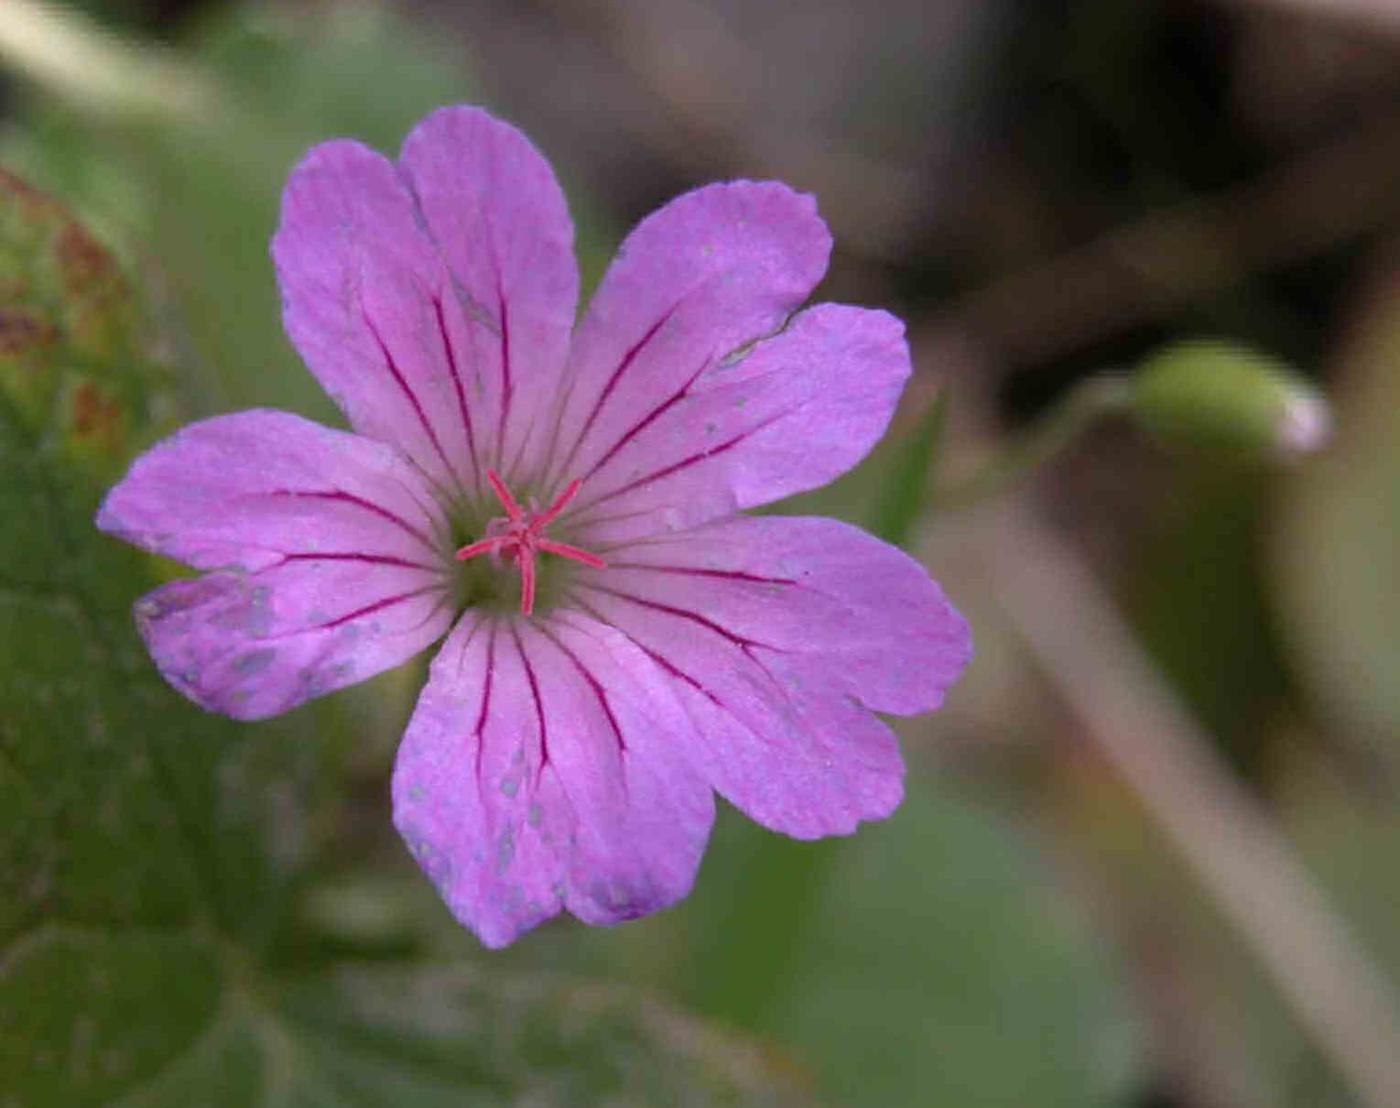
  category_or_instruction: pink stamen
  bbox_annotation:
[454,469,605,616]
[453,535,510,560]
[484,469,523,521]
[520,550,537,615]
[533,478,583,528]
[537,539,607,568]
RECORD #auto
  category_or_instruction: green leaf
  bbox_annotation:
[1,928,222,1105]
[0,169,249,946]
[0,167,154,474]
[275,965,810,1108]
[684,778,1141,1108]
[4,941,815,1107]
[0,168,272,1103]
[867,390,948,546]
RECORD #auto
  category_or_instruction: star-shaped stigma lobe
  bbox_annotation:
[455,470,606,615]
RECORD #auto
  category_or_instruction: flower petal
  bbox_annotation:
[272,140,468,491]
[96,409,453,718]
[562,304,911,544]
[569,516,971,837]
[96,409,448,571]
[272,109,577,492]
[397,106,579,482]
[393,611,714,948]
[133,568,450,720]
[542,181,832,501]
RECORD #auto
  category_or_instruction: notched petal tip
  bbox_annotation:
[398,103,528,161]
[581,515,967,839]
[653,177,833,278]
[391,613,716,947]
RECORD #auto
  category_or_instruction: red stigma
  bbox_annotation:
[454,470,605,615]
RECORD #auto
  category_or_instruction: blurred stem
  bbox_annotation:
[935,375,1131,510]
[0,0,216,121]
[997,511,1400,1108]
[869,390,949,547]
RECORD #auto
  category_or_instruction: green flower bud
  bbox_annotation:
[1129,340,1331,459]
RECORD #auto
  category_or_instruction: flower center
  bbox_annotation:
[454,470,605,616]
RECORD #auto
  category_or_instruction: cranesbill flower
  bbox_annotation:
[97,106,972,947]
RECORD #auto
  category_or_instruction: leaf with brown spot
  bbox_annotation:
[0,167,152,469]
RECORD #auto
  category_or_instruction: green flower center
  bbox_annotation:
[450,469,605,617]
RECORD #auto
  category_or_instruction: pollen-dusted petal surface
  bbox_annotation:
[543,181,833,499]
[96,409,453,718]
[561,304,911,545]
[569,516,972,838]
[272,108,577,491]
[392,611,715,948]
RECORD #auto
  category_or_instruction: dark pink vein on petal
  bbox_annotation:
[433,293,481,486]
[279,551,442,573]
[385,473,452,545]
[494,271,512,467]
[558,605,728,714]
[510,622,552,777]
[397,590,455,646]
[554,302,681,484]
[554,508,670,547]
[597,585,800,720]
[312,584,442,631]
[603,563,797,586]
[635,640,710,695]
[579,584,785,654]
[265,489,438,553]
[474,620,498,789]
[361,309,457,484]
[565,608,800,763]
[564,413,785,520]
[535,623,628,756]
[581,361,707,482]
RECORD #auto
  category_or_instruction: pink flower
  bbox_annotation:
[97,107,971,947]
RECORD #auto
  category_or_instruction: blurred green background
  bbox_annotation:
[3,1,1399,1105]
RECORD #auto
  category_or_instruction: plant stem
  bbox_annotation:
[934,375,1132,510]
